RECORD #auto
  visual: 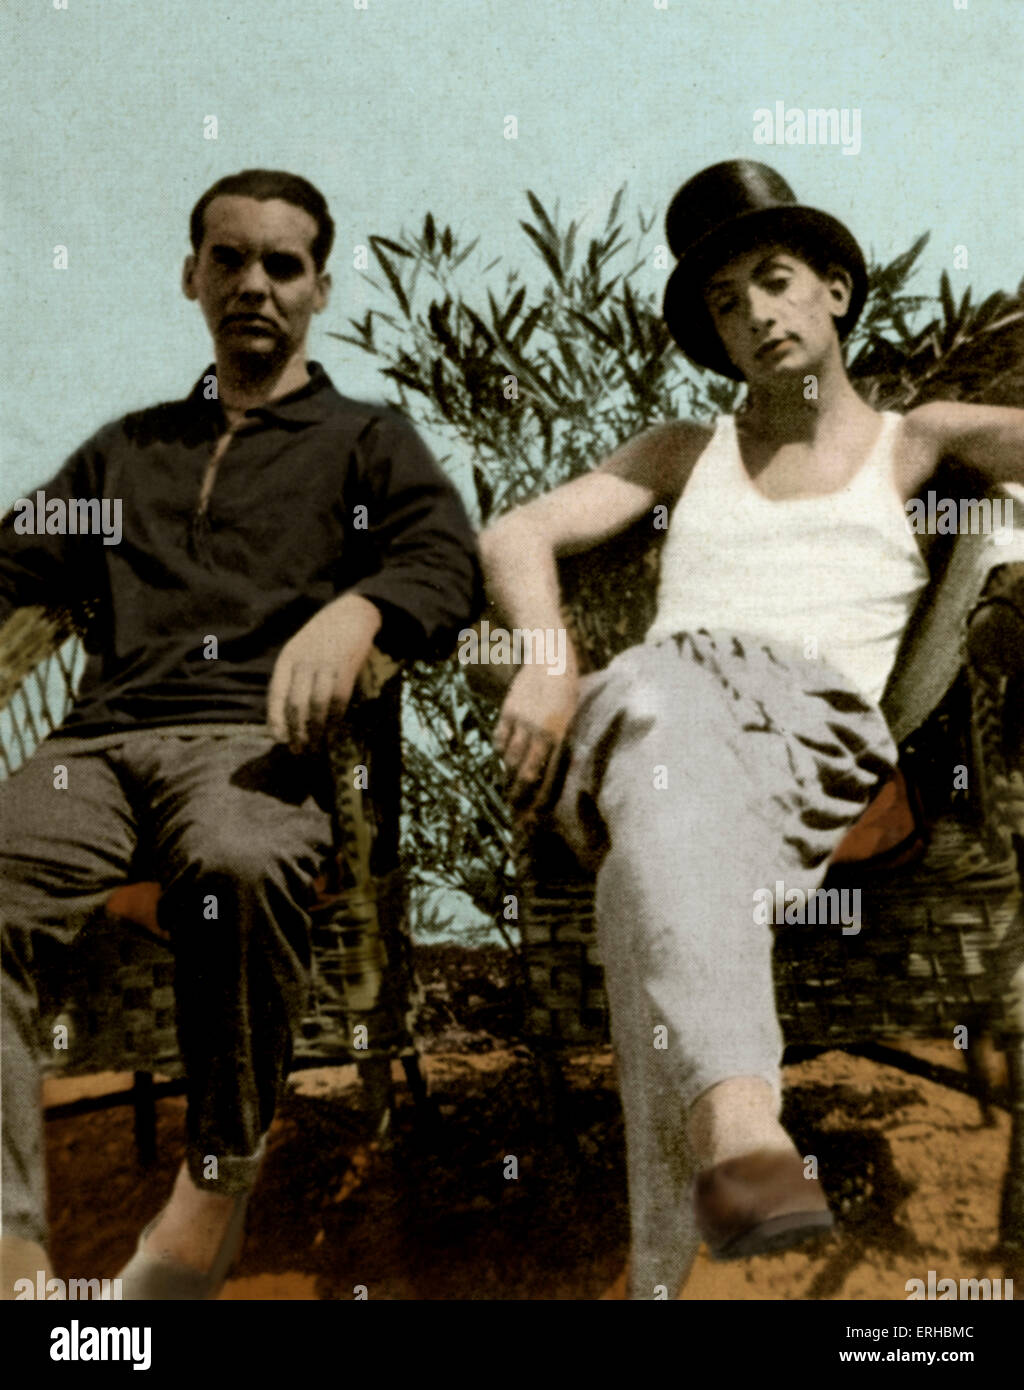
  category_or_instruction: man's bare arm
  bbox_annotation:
[478,419,709,812]
[902,401,1024,493]
[480,418,708,624]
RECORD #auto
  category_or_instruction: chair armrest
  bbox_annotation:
[966,561,1024,680]
[324,646,404,887]
[0,604,78,715]
[353,645,403,703]
[961,561,1024,849]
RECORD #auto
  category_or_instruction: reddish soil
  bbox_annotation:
[43,1035,1021,1301]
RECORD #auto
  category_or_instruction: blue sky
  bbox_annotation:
[3,0,1021,501]
[3,0,1020,944]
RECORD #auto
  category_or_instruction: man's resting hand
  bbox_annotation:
[268,593,383,752]
[493,663,580,820]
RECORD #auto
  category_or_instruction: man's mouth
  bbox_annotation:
[756,336,795,359]
[223,315,278,332]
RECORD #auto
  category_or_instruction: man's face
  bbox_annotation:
[182,195,330,366]
[703,245,851,382]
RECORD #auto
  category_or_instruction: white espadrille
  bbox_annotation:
[113,1190,252,1301]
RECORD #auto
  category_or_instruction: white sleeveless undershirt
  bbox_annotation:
[645,411,931,705]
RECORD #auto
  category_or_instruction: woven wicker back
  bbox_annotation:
[519,544,1024,1049]
[0,606,83,778]
[556,516,667,674]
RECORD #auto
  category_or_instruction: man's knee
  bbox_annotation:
[168,822,328,914]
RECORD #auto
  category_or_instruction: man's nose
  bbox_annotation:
[237,260,271,298]
[745,285,776,331]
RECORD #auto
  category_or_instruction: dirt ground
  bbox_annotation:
[43,1030,1021,1301]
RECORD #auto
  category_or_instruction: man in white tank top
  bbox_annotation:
[479,161,1024,1297]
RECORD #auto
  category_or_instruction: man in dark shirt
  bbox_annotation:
[0,169,481,1298]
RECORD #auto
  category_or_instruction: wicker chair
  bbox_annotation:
[0,603,427,1162]
[501,514,1024,1250]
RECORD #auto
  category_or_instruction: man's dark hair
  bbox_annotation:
[189,169,335,272]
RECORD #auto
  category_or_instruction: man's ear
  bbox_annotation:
[182,253,198,301]
[826,264,853,320]
[313,271,331,314]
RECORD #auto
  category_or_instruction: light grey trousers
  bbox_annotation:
[551,630,899,1299]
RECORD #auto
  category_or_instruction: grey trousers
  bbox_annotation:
[551,631,899,1299]
[0,726,333,1247]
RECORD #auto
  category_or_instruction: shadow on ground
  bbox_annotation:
[42,947,1022,1300]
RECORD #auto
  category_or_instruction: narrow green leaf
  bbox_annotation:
[428,299,459,358]
[526,190,558,243]
[370,234,414,258]
[370,244,411,316]
[558,339,591,389]
[520,220,565,285]
[512,303,544,352]
[606,185,625,233]
[431,358,454,420]
[564,219,577,270]
[972,291,1008,329]
[381,366,428,394]
[472,464,494,522]
[325,331,376,355]
[463,306,496,347]
[569,308,618,350]
[499,285,526,338]
[622,283,644,354]
[939,270,955,328]
[451,235,480,270]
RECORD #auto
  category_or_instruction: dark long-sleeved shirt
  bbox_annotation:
[0,362,483,735]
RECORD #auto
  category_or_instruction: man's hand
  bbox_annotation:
[493,662,580,820]
[480,424,709,820]
[268,592,382,752]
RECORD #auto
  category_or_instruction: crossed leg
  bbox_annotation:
[554,631,897,1298]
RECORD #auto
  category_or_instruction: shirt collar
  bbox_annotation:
[186,360,341,429]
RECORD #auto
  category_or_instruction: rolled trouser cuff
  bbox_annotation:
[186,1133,267,1197]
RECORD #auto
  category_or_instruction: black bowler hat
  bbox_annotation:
[662,160,868,380]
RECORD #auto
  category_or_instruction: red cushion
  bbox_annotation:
[104,779,918,940]
[106,881,167,939]
[105,874,338,940]
[830,768,921,866]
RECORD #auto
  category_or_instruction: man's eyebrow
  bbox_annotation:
[708,250,794,291]
[754,249,797,273]
[208,242,306,262]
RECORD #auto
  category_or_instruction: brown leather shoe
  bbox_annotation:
[694,1149,833,1260]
